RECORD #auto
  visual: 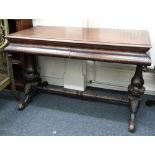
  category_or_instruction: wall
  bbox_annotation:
[32,0,155,94]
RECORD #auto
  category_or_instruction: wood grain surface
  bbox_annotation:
[5,26,151,65]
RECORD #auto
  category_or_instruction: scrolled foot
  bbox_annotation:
[128,112,136,132]
[18,101,25,111]
[17,93,32,111]
[128,121,136,133]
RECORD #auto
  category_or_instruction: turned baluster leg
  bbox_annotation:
[18,55,41,110]
[128,65,145,132]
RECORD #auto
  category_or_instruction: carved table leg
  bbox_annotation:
[128,65,145,132]
[18,55,41,110]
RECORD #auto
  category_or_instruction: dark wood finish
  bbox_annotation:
[7,26,151,48]
[6,43,151,65]
[7,26,151,52]
[5,26,151,132]
[128,65,145,132]
[38,85,129,105]
[6,26,151,66]
[18,55,41,110]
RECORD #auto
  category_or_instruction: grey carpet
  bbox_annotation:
[0,88,155,136]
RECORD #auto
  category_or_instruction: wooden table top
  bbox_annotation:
[6,26,151,50]
[5,26,151,65]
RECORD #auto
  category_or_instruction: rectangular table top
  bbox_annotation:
[5,26,151,65]
[6,26,151,50]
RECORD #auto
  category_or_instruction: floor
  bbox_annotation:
[0,88,155,136]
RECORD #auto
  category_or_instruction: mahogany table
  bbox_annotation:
[5,26,151,132]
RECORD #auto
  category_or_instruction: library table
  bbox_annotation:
[5,26,151,132]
